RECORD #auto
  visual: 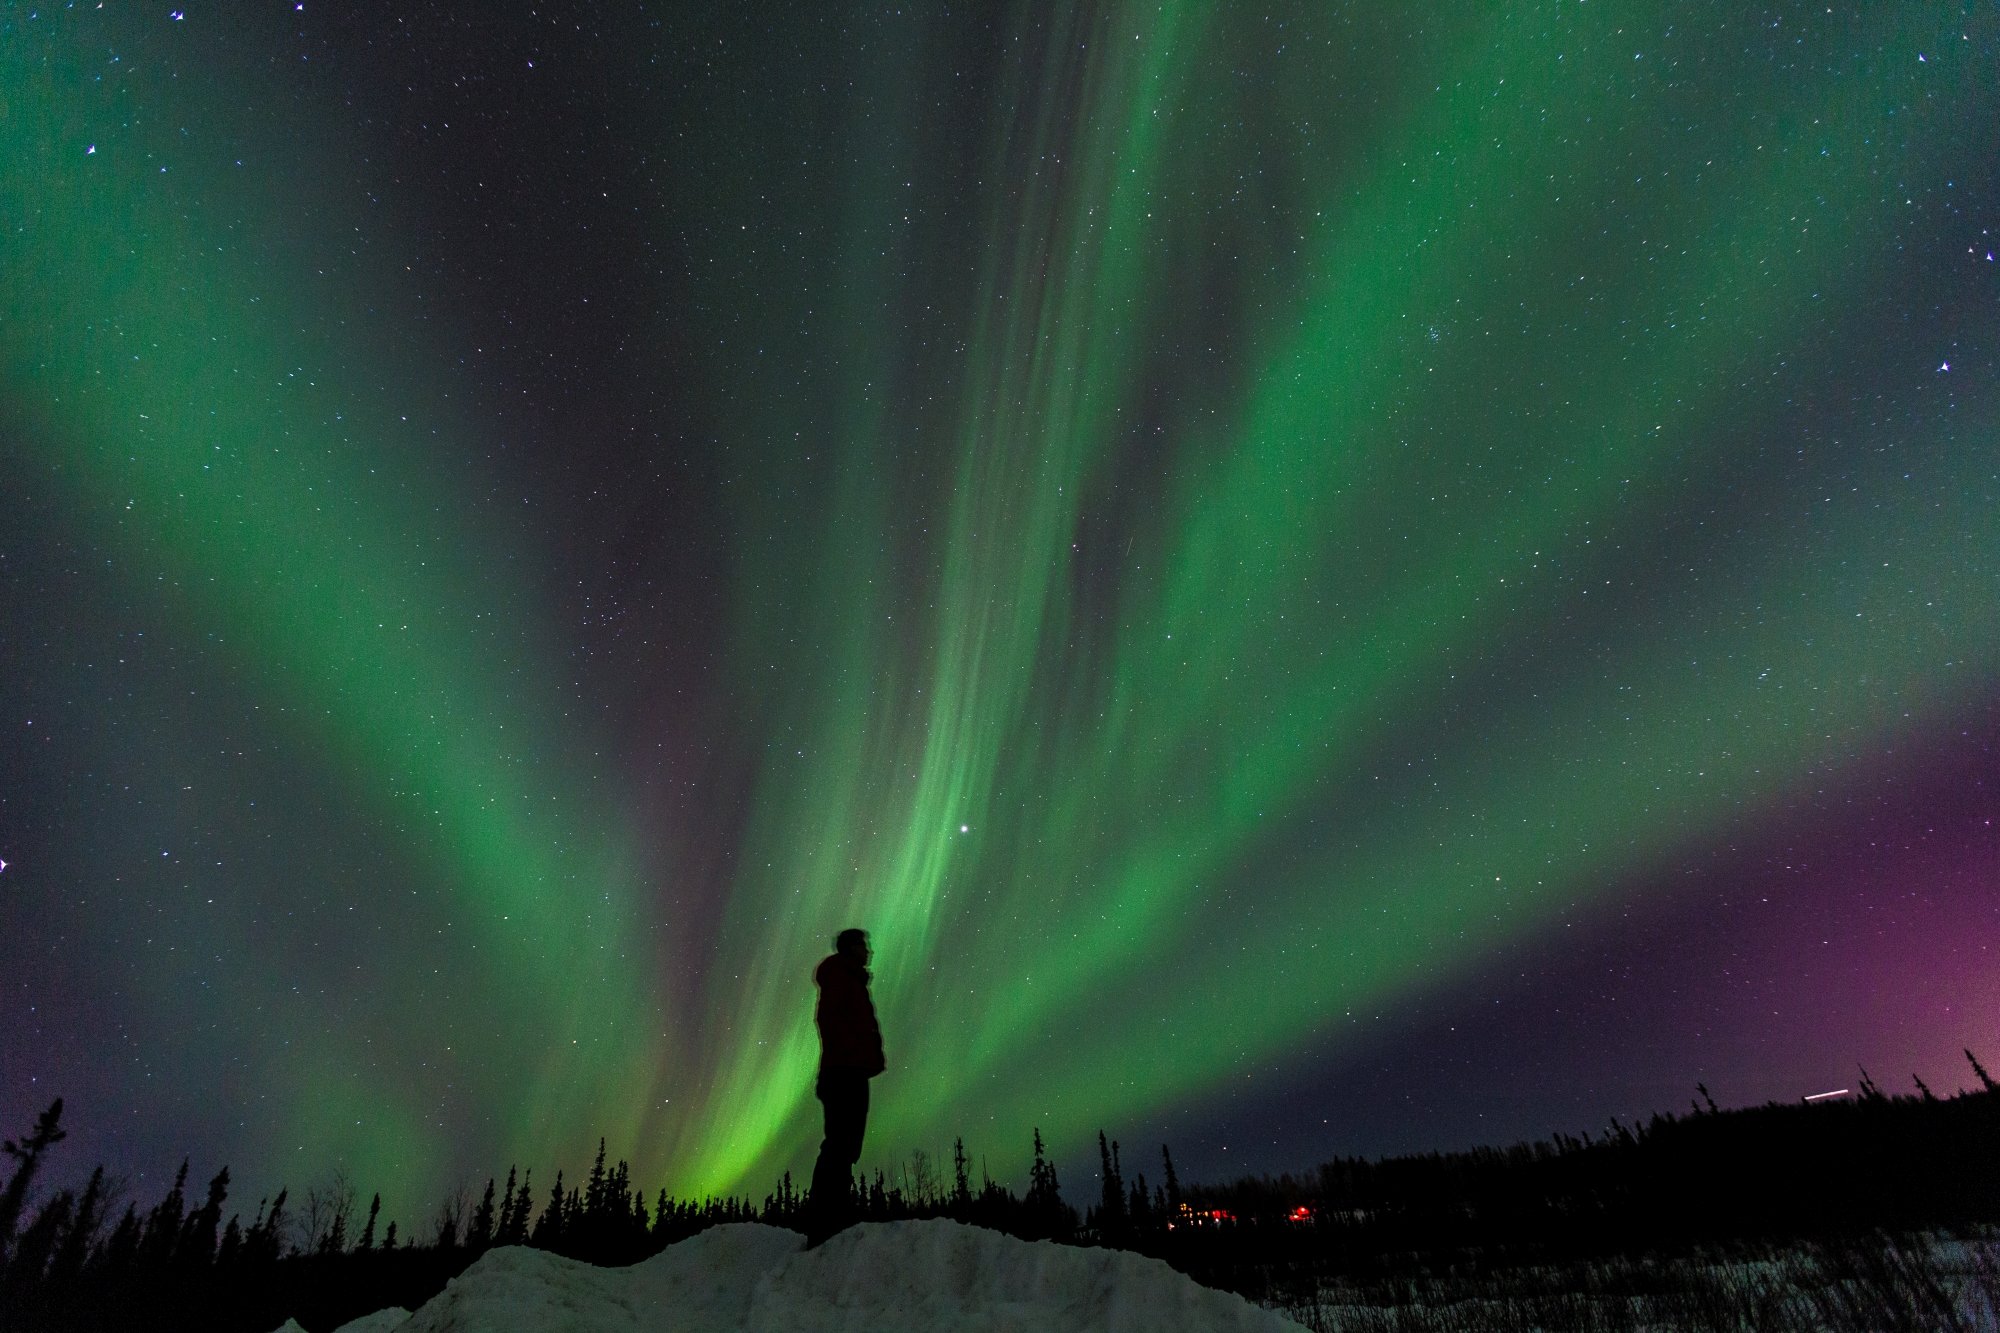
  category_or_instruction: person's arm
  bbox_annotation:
[862,991,885,1076]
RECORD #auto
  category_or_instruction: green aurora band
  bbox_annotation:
[4,1,1993,1211]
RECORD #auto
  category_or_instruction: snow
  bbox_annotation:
[330,1310,414,1333]
[313,1220,1303,1333]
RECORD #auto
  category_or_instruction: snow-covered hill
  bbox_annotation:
[276,1219,1303,1332]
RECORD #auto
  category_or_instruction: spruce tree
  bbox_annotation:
[533,1171,566,1247]
[494,1169,518,1243]
[952,1138,972,1208]
[100,1203,143,1274]
[469,1178,498,1250]
[180,1167,230,1266]
[8,1188,72,1283]
[585,1140,608,1220]
[1128,1172,1151,1230]
[1097,1132,1126,1232]
[140,1161,190,1268]
[1029,1129,1052,1206]
[433,1192,462,1251]
[1968,1049,1999,1093]
[264,1189,290,1262]
[217,1215,243,1267]
[1160,1144,1182,1216]
[243,1190,290,1266]
[610,1160,631,1227]
[0,1098,68,1266]
[504,1170,534,1246]
[1027,1128,1065,1234]
[357,1193,381,1251]
[49,1165,106,1284]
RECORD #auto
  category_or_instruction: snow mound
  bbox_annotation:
[331,1220,1302,1332]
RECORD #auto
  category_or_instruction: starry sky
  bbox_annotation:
[3,2,1996,1221]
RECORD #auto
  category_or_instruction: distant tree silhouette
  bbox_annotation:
[140,1161,190,1269]
[609,1159,633,1229]
[242,1189,288,1266]
[181,1167,230,1266]
[490,1168,518,1246]
[98,1203,142,1275]
[1096,1132,1127,1236]
[532,1171,565,1248]
[216,1214,243,1268]
[356,1193,380,1252]
[1025,1128,1072,1237]
[47,1166,105,1285]
[867,1168,888,1218]
[0,1099,67,1265]
[6,1186,69,1284]
[633,1182,653,1234]
[1127,1171,1153,1230]
[468,1179,497,1251]
[583,1140,608,1222]
[430,1189,462,1251]
[1970,1049,1999,1094]
[6,1083,1998,1333]
[502,1169,533,1246]
[1029,1129,1054,1206]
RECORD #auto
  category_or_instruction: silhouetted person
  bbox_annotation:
[806,927,884,1246]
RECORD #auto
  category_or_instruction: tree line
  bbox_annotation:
[3,1052,1997,1330]
[0,1105,1091,1331]
[1154,1051,2000,1301]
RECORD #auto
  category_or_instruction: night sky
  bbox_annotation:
[3,2,1996,1224]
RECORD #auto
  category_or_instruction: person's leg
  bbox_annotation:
[806,1074,848,1242]
[807,1071,868,1243]
[835,1073,869,1168]
[824,1072,867,1223]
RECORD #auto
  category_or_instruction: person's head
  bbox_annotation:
[834,927,871,966]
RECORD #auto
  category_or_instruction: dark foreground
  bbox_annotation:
[3,1075,1997,1330]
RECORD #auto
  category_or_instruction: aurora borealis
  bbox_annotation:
[2,0,1995,1223]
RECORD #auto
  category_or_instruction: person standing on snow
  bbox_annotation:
[806,926,884,1246]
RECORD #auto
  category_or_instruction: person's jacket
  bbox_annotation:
[815,952,886,1076]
